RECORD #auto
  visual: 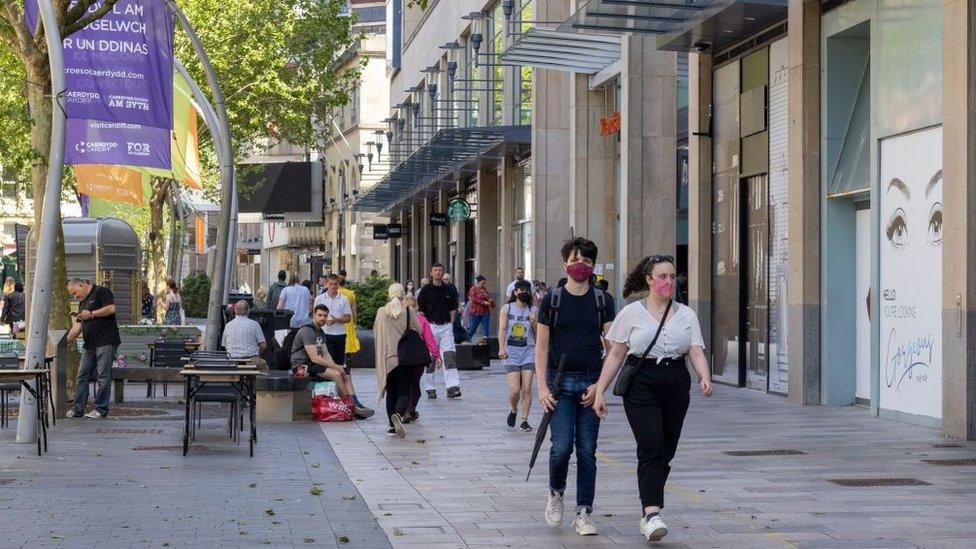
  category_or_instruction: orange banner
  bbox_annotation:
[195,216,206,254]
[183,109,202,189]
[75,164,145,205]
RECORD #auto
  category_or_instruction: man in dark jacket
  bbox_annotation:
[267,270,287,311]
[1,282,24,333]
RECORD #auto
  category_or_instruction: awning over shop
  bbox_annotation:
[500,28,621,75]
[562,0,787,53]
[351,125,530,213]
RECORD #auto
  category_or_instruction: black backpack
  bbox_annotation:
[397,308,430,367]
[275,327,301,371]
[547,286,609,329]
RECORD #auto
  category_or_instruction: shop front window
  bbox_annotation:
[514,0,533,125]
[513,160,533,275]
[489,1,504,126]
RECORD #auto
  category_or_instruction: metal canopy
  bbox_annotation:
[351,125,530,213]
[562,0,787,53]
[501,28,621,75]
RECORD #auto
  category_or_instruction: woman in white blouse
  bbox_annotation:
[593,254,712,542]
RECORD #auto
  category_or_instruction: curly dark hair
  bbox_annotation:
[507,279,533,303]
[622,255,675,298]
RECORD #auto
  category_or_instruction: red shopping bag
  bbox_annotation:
[311,394,354,422]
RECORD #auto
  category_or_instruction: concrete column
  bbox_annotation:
[454,179,467,282]
[410,203,422,283]
[499,153,515,300]
[529,0,572,286]
[397,210,408,283]
[421,196,433,270]
[620,36,678,289]
[437,188,450,275]
[569,74,615,248]
[941,0,976,439]
[688,51,713,347]
[786,0,821,406]
[476,167,499,283]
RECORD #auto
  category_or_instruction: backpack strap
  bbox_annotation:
[549,286,563,327]
[593,288,606,329]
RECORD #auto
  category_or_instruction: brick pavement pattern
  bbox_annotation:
[0,394,389,549]
[321,366,976,549]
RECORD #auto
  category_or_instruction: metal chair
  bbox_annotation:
[189,355,245,443]
[149,338,188,398]
[0,351,20,428]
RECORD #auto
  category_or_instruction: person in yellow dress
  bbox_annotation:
[338,270,361,355]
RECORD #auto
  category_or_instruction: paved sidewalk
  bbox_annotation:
[0,394,389,548]
[322,365,976,548]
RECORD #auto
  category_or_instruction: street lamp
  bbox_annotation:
[461,12,488,67]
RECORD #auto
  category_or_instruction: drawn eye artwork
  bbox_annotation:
[927,202,943,245]
[886,207,909,249]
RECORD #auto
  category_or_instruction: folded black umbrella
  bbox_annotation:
[526,353,566,482]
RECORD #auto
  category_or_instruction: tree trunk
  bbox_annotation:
[25,63,78,392]
[148,177,171,322]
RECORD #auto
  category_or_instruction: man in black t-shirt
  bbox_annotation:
[66,278,122,419]
[534,238,615,536]
[417,263,462,399]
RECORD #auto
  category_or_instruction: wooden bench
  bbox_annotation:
[111,367,182,403]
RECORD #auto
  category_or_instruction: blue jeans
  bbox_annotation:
[548,369,601,513]
[73,344,117,414]
[466,314,490,341]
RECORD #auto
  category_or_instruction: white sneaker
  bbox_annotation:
[84,410,106,419]
[640,514,668,541]
[572,511,598,536]
[544,491,564,527]
[65,409,79,418]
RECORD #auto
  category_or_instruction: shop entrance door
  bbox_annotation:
[744,175,769,390]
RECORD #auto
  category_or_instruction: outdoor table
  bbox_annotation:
[0,368,51,456]
[179,367,264,457]
[17,356,57,428]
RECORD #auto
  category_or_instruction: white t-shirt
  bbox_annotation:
[606,301,704,359]
[313,292,352,336]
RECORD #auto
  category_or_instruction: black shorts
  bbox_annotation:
[293,363,327,378]
[324,334,346,366]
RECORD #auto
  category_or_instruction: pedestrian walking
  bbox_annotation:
[535,237,615,536]
[289,304,371,419]
[337,270,361,355]
[140,282,155,323]
[593,254,713,542]
[498,279,537,432]
[314,274,373,417]
[267,270,287,311]
[253,285,269,309]
[277,272,312,329]
[417,263,462,399]
[533,280,549,307]
[0,276,13,329]
[403,295,439,423]
[465,275,493,343]
[162,278,183,325]
[404,280,416,297]
[373,283,424,437]
[0,282,24,335]
[66,278,121,419]
[505,267,532,300]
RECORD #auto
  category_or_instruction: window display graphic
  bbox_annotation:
[879,125,942,420]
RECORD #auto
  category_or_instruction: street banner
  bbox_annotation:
[195,216,206,254]
[138,72,202,186]
[76,164,148,205]
[65,118,171,169]
[879,125,942,420]
[25,0,174,129]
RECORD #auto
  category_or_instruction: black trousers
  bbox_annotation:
[386,365,421,426]
[623,361,691,510]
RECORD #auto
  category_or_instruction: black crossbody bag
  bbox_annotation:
[612,299,672,397]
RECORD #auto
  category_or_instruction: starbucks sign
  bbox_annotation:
[448,199,471,222]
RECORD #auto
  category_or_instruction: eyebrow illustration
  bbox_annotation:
[925,169,943,198]
[887,177,910,198]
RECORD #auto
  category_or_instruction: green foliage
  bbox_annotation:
[348,276,394,329]
[0,46,32,193]
[181,271,211,318]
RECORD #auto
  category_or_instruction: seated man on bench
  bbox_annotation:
[290,304,372,419]
[222,300,267,368]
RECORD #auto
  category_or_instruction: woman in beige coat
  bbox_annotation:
[374,283,422,437]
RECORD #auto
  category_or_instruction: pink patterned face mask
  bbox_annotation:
[650,278,674,298]
[566,262,594,283]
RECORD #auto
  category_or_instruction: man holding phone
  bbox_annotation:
[66,278,121,419]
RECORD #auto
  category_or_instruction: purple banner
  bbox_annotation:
[26,0,174,130]
[65,118,171,169]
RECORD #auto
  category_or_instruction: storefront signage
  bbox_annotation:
[879,126,943,420]
[372,224,389,240]
[429,212,448,226]
[600,111,621,137]
[387,223,403,239]
[447,199,471,222]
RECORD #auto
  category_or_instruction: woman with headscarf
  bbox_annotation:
[373,283,423,437]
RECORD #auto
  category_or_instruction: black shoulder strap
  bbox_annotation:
[637,299,673,364]
[549,287,563,327]
[593,288,606,329]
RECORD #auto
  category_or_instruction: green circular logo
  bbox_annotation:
[447,199,471,222]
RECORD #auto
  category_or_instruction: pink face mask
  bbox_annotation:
[651,278,674,298]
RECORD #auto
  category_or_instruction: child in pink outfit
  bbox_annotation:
[404,297,439,422]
